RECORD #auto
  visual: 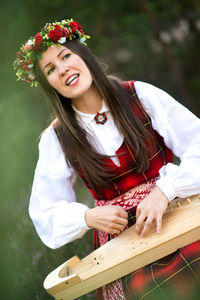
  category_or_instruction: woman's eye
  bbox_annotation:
[63,53,70,59]
[47,66,55,75]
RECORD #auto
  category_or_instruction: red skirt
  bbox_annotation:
[94,179,200,300]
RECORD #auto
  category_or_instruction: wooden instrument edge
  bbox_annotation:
[44,194,200,300]
[43,255,81,292]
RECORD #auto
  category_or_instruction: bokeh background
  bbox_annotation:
[1,0,200,299]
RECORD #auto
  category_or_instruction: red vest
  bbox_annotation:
[77,81,173,201]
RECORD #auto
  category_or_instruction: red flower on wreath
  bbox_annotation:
[17,51,22,59]
[48,29,62,42]
[34,33,43,45]
[24,43,32,51]
[70,21,79,33]
[54,25,61,31]
[32,44,40,51]
[62,28,69,37]
[78,24,84,34]
[21,63,29,71]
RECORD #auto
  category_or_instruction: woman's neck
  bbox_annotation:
[71,83,103,114]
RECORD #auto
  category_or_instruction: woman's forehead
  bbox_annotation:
[39,45,69,68]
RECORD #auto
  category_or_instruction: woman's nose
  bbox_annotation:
[58,64,69,77]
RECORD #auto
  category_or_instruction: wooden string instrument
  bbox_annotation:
[43,194,200,300]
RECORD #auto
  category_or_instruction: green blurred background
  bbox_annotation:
[1,0,200,299]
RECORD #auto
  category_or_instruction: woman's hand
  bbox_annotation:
[85,205,128,235]
[136,186,169,237]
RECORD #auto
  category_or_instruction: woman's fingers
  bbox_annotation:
[120,208,129,220]
[156,215,162,234]
[136,205,141,220]
[136,201,146,234]
[108,220,127,235]
[135,211,146,235]
[85,186,168,237]
[85,205,128,234]
[136,209,165,237]
[140,214,154,237]
[117,217,128,228]
[107,215,128,234]
[135,186,169,237]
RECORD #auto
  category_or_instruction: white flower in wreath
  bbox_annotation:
[58,37,66,44]
[28,64,34,69]
[80,37,86,43]
[61,20,68,25]
[28,74,35,80]
[27,39,35,46]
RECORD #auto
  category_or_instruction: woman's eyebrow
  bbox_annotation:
[43,49,68,71]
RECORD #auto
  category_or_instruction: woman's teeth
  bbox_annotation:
[67,74,79,86]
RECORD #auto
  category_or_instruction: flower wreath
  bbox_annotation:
[13,19,90,87]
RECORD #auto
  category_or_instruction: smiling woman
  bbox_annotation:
[38,45,97,107]
[14,18,200,299]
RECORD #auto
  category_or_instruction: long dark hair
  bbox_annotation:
[35,39,155,190]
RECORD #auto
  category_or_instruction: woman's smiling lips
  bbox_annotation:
[65,74,80,86]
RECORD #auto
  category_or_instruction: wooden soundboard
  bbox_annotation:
[44,194,200,300]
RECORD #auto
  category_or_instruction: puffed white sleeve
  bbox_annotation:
[29,126,90,249]
[134,81,200,201]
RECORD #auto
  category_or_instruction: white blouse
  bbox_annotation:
[29,81,200,249]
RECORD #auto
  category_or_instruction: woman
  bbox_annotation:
[14,19,200,299]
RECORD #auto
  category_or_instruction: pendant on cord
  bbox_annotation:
[94,112,107,125]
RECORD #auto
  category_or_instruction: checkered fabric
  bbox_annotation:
[78,81,173,200]
[123,241,200,300]
[94,181,200,300]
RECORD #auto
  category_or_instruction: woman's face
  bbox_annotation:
[38,45,93,100]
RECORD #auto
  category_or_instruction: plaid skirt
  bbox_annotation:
[94,178,200,300]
